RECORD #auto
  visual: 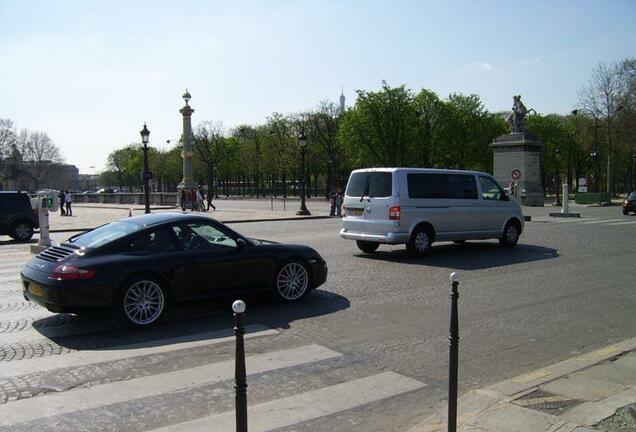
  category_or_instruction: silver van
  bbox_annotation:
[339,168,525,255]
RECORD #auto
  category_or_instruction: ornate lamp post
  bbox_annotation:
[554,147,561,206]
[140,123,151,214]
[177,90,196,204]
[632,154,636,191]
[296,131,310,216]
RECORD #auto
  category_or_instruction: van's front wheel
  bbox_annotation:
[356,240,379,253]
[499,221,520,248]
[407,227,432,256]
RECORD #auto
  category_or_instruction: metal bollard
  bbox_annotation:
[448,272,461,432]
[561,183,569,214]
[283,197,286,211]
[233,300,248,432]
[270,195,274,211]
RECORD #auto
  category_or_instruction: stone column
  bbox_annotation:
[491,133,544,207]
[177,90,196,194]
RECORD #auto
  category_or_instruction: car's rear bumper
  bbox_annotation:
[21,269,115,313]
[339,228,410,244]
[624,204,636,212]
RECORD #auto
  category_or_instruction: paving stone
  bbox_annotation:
[614,352,636,371]
[540,375,627,402]
[572,363,636,386]
[468,403,565,432]
[563,385,636,426]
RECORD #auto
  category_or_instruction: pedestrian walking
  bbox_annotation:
[206,189,216,211]
[64,190,73,216]
[58,189,66,216]
[328,190,336,217]
[335,188,343,217]
[196,186,205,212]
[180,189,187,211]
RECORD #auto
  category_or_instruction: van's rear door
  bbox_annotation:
[344,171,394,236]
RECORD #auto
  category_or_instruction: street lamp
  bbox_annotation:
[296,131,311,216]
[590,151,599,193]
[140,123,151,214]
[554,147,561,206]
[632,154,636,191]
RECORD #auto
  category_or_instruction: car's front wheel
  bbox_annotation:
[274,261,310,302]
[10,221,34,242]
[119,276,167,327]
[499,221,520,248]
[356,240,379,253]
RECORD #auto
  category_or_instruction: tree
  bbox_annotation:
[339,81,418,167]
[578,59,635,194]
[18,130,62,190]
[0,118,17,158]
[193,121,224,204]
[306,101,343,195]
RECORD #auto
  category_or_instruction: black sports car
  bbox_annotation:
[21,212,327,326]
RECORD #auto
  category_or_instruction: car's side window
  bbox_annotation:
[479,176,503,200]
[128,227,178,253]
[175,222,238,250]
[448,175,478,199]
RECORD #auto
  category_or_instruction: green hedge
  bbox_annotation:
[575,192,611,204]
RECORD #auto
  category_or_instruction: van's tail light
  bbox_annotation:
[389,205,400,220]
[50,265,97,280]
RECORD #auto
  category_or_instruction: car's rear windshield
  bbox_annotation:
[345,172,392,197]
[629,192,636,199]
[69,221,144,248]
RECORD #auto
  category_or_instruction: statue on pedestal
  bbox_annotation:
[505,95,535,134]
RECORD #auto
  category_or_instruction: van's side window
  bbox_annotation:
[479,176,503,200]
[407,174,447,198]
[448,175,478,199]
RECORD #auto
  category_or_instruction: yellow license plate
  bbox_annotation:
[29,283,46,297]
[348,208,363,216]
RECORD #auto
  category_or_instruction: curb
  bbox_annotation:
[39,215,333,234]
[411,335,636,432]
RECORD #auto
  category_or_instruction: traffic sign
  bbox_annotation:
[511,169,521,180]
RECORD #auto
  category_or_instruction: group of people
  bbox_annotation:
[328,189,343,217]
[57,189,73,216]
[180,186,215,212]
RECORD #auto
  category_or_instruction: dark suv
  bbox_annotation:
[0,192,39,241]
[624,191,636,215]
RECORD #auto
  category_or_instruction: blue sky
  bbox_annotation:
[1,0,634,173]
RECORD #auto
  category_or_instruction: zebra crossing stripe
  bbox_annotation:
[606,220,636,226]
[0,344,340,426]
[153,371,426,432]
[579,218,626,225]
[0,324,278,378]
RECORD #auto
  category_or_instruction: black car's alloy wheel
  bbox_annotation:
[10,222,34,242]
[120,277,166,326]
[275,261,310,301]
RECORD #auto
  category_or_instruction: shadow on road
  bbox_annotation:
[0,238,36,246]
[355,241,558,270]
[31,289,349,350]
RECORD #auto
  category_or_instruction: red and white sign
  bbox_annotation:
[511,169,521,180]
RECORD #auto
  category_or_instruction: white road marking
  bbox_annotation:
[579,218,626,225]
[0,343,337,426]
[154,371,426,432]
[0,324,277,378]
[606,220,636,226]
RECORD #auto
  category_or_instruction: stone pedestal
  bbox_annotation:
[491,133,544,207]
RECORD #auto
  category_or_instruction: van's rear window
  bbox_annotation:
[346,172,392,197]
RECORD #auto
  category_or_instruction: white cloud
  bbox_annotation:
[471,62,493,71]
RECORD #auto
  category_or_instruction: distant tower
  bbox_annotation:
[339,86,345,115]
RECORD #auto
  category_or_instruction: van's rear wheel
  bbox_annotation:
[499,221,520,248]
[407,227,432,256]
[356,240,379,253]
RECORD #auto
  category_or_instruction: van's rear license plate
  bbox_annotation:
[348,208,363,216]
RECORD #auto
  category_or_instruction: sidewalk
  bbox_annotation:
[44,199,333,232]
[412,337,636,432]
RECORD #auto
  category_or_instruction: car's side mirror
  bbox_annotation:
[236,238,246,250]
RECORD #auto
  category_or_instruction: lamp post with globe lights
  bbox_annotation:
[296,131,311,216]
[140,124,152,214]
[554,147,561,206]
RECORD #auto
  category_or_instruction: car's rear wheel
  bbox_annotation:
[119,276,166,327]
[10,221,34,242]
[407,227,432,256]
[499,221,520,248]
[356,240,379,253]
[274,261,310,301]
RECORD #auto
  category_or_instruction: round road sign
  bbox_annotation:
[511,169,521,180]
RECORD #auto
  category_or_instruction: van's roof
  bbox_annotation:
[349,167,489,176]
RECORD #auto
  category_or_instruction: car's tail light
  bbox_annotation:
[50,265,97,280]
[389,205,400,220]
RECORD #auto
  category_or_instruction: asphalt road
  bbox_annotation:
[0,206,635,431]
